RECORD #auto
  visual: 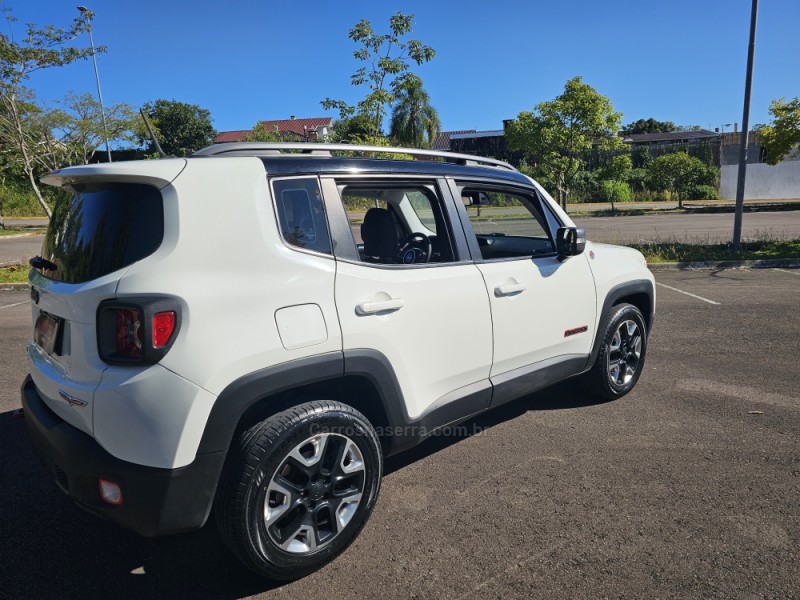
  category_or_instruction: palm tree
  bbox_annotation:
[389,75,441,149]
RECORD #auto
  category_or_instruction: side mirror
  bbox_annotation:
[556,227,586,258]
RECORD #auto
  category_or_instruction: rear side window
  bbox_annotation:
[39,182,163,283]
[271,177,332,255]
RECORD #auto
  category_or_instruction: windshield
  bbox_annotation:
[38,182,164,283]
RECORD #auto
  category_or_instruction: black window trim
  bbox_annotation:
[448,178,560,264]
[268,175,335,260]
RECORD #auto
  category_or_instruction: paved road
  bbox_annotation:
[0,234,42,266]
[573,210,800,244]
[1,269,798,598]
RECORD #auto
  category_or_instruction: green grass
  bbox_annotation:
[0,186,49,217]
[0,264,30,283]
[630,239,800,263]
[0,227,46,236]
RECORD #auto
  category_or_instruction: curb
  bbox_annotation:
[647,258,800,271]
[0,283,29,292]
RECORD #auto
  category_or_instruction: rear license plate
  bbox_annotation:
[34,312,62,355]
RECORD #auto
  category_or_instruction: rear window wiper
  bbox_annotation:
[30,256,58,271]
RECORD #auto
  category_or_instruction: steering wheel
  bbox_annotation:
[397,232,432,264]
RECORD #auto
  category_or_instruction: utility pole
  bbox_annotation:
[732,0,759,249]
[77,6,112,163]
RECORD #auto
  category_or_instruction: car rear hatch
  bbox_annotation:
[28,160,186,436]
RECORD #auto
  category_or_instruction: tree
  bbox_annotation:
[760,97,800,165]
[55,92,140,164]
[321,12,435,141]
[388,74,440,148]
[600,154,632,211]
[330,114,374,143]
[505,76,624,208]
[621,118,677,135]
[646,152,707,208]
[140,99,216,156]
[0,8,96,217]
[242,121,283,142]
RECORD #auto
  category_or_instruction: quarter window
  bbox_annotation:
[272,178,332,254]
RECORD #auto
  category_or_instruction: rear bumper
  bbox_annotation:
[21,375,225,537]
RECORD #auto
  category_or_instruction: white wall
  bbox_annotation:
[720,158,800,200]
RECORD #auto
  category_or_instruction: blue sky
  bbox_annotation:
[6,0,800,135]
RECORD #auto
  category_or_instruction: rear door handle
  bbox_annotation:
[355,298,405,315]
[494,283,527,297]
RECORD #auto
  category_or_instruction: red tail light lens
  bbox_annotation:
[115,309,143,358]
[152,311,176,348]
[97,298,180,365]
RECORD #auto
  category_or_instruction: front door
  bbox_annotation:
[453,181,597,378]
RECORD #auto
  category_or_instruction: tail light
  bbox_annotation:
[97,298,181,365]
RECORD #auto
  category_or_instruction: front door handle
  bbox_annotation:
[355,298,405,315]
[494,283,527,297]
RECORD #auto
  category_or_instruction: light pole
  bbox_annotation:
[77,6,112,163]
[733,0,759,250]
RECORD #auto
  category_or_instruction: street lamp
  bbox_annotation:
[77,6,112,163]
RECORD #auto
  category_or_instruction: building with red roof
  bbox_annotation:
[213,116,333,143]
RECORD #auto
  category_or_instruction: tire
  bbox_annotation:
[215,400,383,580]
[582,303,648,401]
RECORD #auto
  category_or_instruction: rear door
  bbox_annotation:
[322,176,493,421]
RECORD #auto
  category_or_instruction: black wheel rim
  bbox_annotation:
[264,433,365,554]
[607,319,643,386]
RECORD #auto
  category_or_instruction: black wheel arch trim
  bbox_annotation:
[585,279,654,371]
[196,352,345,455]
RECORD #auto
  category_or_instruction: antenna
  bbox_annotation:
[139,109,167,158]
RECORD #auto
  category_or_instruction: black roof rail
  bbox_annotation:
[191,142,517,172]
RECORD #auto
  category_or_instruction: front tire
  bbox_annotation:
[583,303,648,400]
[216,401,383,580]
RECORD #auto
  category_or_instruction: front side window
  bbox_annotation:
[338,182,456,265]
[272,177,331,254]
[459,186,555,260]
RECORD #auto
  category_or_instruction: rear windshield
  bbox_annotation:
[38,182,164,283]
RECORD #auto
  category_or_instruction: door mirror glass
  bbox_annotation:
[556,227,586,258]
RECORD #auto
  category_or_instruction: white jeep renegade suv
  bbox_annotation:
[22,143,654,579]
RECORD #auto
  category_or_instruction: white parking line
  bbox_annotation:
[0,300,30,310]
[656,282,720,305]
[773,268,800,277]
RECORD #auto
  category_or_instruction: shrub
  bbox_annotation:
[570,170,600,202]
[627,168,649,192]
[689,185,719,200]
[598,180,632,202]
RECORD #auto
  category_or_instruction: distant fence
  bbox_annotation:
[720,159,800,200]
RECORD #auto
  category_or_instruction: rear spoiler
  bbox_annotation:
[41,159,188,190]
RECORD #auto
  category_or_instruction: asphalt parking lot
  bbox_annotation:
[0,269,798,599]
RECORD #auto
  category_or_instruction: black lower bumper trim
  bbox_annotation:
[20,375,225,537]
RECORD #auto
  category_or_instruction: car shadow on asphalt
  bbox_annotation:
[0,383,608,597]
[385,381,613,475]
[0,410,285,599]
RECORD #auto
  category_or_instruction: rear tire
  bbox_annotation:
[582,303,648,401]
[215,400,382,580]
